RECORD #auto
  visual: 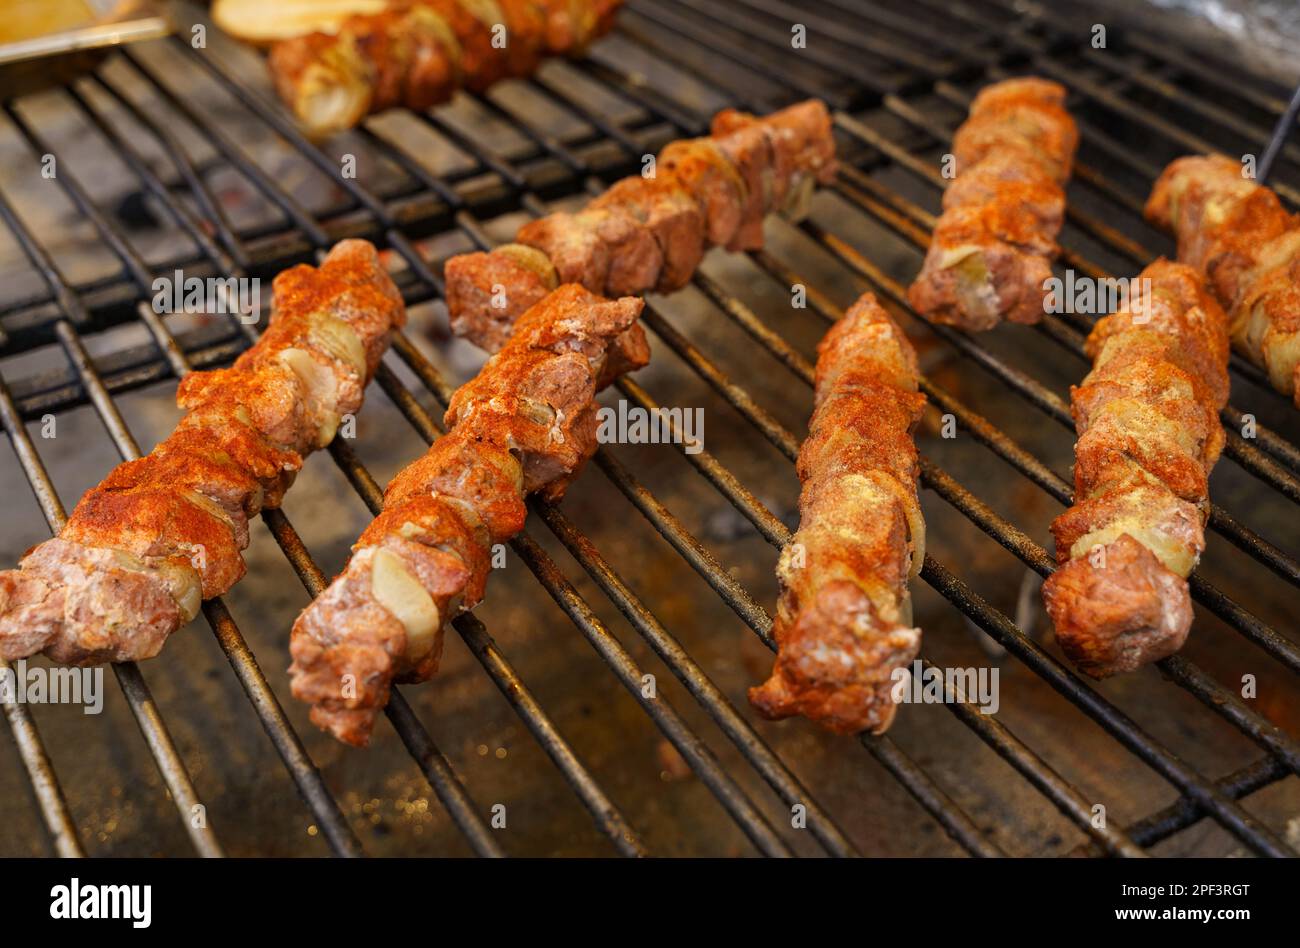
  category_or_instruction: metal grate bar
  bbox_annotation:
[1070,755,1287,856]
[990,21,1300,208]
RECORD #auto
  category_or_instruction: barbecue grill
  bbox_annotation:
[0,0,1297,858]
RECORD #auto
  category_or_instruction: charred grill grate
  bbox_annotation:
[0,0,1297,857]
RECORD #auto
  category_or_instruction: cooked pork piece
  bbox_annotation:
[750,293,926,735]
[711,99,838,247]
[516,206,662,297]
[908,201,1059,330]
[658,138,748,248]
[908,77,1077,330]
[444,243,558,353]
[1147,154,1300,405]
[290,285,646,746]
[590,176,705,292]
[0,240,405,666]
[1042,259,1229,677]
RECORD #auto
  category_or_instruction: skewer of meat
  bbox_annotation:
[908,77,1078,330]
[1146,154,1300,406]
[444,99,837,354]
[749,293,926,735]
[268,0,623,138]
[1041,259,1230,678]
[289,284,645,746]
[0,240,405,665]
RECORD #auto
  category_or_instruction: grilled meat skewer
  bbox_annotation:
[290,285,645,746]
[908,77,1078,330]
[1146,154,1300,405]
[1041,259,1230,677]
[0,240,405,666]
[444,99,838,353]
[750,293,926,735]
[268,0,622,138]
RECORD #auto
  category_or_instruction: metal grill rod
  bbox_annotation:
[991,23,1300,207]
[1070,755,1286,856]
[725,0,959,78]
[963,0,1300,187]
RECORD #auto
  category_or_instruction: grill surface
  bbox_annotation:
[0,0,1297,857]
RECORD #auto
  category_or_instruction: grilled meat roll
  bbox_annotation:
[749,293,926,735]
[1146,154,1300,405]
[908,77,1078,330]
[0,240,405,666]
[1041,259,1229,678]
[290,284,645,746]
[445,99,837,352]
[268,0,623,138]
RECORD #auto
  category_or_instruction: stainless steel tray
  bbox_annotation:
[0,0,171,98]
